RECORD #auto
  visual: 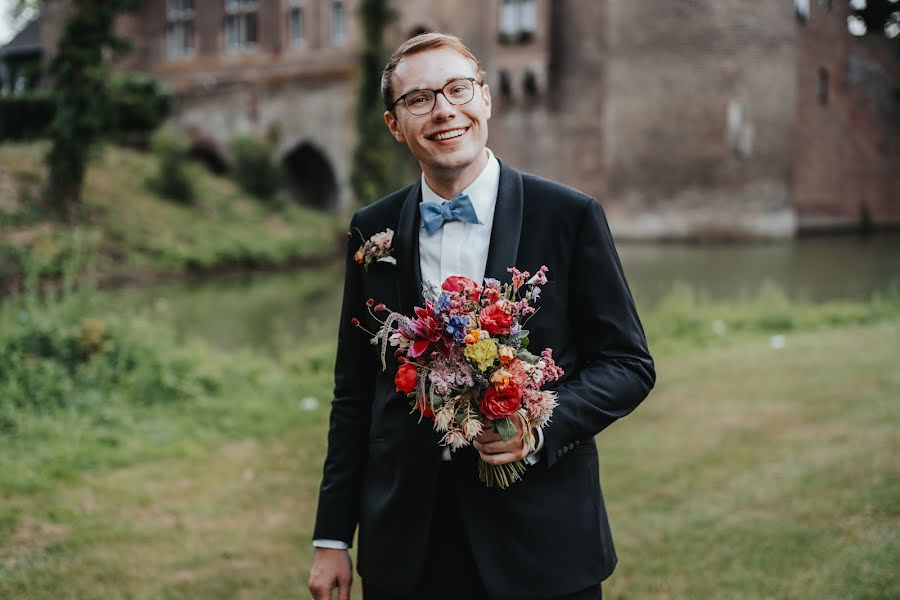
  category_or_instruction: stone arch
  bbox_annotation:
[188,141,229,174]
[183,128,229,174]
[281,141,339,210]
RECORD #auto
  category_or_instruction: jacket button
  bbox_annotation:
[557,449,563,457]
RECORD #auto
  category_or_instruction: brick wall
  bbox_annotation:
[793,1,900,230]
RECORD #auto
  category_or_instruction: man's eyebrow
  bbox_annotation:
[398,75,470,97]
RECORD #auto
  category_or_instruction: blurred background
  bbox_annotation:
[0,1,898,598]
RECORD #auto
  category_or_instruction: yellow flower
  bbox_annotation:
[465,337,498,371]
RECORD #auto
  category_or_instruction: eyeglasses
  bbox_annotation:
[392,77,482,116]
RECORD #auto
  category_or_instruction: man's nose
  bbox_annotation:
[431,91,456,120]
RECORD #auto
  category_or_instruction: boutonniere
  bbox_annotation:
[353,228,396,270]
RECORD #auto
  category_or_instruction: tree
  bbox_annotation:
[351,0,415,206]
[44,0,135,219]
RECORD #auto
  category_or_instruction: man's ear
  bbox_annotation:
[384,111,406,143]
[481,83,492,120]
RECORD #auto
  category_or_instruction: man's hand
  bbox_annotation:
[473,411,534,465]
[308,548,353,600]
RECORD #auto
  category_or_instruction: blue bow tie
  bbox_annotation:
[419,193,481,236]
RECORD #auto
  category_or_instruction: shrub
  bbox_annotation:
[147,128,196,204]
[230,135,282,202]
[108,74,175,145]
[0,298,219,413]
[0,93,55,141]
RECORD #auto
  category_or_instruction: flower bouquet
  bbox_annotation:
[354,266,564,489]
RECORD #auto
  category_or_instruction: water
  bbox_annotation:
[618,234,900,308]
[101,233,900,354]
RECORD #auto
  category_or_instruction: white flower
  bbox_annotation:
[443,429,468,450]
[389,331,411,349]
[462,418,483,439]
[434,406,454,432]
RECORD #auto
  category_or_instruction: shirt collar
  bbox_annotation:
[420,148,500,226]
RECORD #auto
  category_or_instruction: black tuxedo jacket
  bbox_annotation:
[313,160,655,599]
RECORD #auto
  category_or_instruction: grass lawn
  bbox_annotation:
[0,142,341,288]
[0,305,898,598]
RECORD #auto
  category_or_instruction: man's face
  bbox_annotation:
[384,47,492,181]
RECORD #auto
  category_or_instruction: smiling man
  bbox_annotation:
[308,33,655,600]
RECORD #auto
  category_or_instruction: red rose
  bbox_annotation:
[395,363,418,394]
[479,303,514,335]
[480,382,523,420]
[442,276,481,302]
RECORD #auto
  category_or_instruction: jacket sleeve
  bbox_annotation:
[312,213,379,545]
[541,199,656,469]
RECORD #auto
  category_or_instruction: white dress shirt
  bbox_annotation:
[313,150,542,550]
[418,149,500,289]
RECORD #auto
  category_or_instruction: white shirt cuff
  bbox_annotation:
[313,539,350,550]
[523,427,544,466]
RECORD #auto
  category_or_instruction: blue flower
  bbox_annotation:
[435,291,452,315]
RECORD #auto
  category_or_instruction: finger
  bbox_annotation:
[338,576,352,600]
[308,581,328,600]
[474,439,515,454]
[478,450,523,465]
[475,431,501,443]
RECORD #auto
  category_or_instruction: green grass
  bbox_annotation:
[0,142,340,287]
[0,292,898,598]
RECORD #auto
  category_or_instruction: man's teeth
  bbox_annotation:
[433,129,466,141]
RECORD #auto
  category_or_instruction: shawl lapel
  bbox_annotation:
[483,160,524,284]
[396,180,424,316]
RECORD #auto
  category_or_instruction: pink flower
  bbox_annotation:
[540,348,564,382]
[407,303,445,358]
[442,276,481,302]
[479,302,514,335]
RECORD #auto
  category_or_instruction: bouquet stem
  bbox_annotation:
[477,459,528,489]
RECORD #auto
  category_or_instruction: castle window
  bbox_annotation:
[499,0,537,43]
[817,67,829,105]
[289,0,305,48]
[225,0,258,52]
[795,0,809,23]
[523,69,539,98]
[166,0,194,59]
[498,70,512,99]
[331,0,347,46]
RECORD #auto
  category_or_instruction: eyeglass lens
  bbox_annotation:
[405,79,475,115]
